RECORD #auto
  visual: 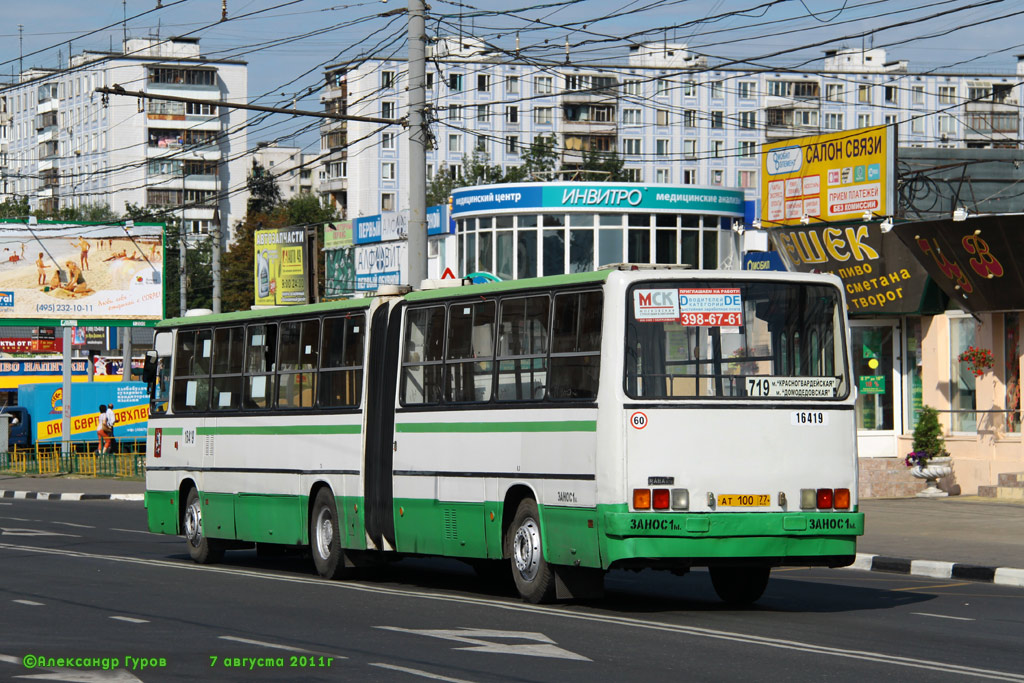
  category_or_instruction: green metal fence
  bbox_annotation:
[0,440,145,478]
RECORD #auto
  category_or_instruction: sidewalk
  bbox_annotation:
[1,474,1022,586]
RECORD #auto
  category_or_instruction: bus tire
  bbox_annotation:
[310,488,349,580]
[709,566,771,605]
[509,499,555,604]
[183,487,224,564]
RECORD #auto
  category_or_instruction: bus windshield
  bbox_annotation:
[625,280,849,400]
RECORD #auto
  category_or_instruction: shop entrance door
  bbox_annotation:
[851,321,902,459]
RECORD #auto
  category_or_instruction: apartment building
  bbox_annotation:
[320,39,1023,220]
[248,141,319,201]
[0,37,248,239]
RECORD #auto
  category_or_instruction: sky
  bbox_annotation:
[1,0,1022,153]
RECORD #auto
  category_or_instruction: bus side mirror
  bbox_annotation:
[142,351,158,384]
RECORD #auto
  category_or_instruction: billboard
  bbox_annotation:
[0,221,164,323]
[254,227,309,306]
[451,184,745,216]
[761,126,895,226]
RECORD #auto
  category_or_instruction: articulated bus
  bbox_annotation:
[144,267,864,604]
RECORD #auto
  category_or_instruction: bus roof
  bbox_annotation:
[157,297,372,329]
[406,270,611,302]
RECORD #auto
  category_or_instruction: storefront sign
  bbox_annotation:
[769,223,931,314]
[323,221,352,251]
[354,212,408,245]
[859,375,886,394]
[761,126,895,226]
[354,242,407,291]
[894,213,1024,312]
[742,252,787,271]
[451,184,745,216]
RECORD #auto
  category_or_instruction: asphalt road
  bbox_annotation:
[1,499,1022,682]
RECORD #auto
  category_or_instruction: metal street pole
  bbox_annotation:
[211,218,222,313]
[61,325,71,458]
[180,165,187,314]
[407,0,427,288]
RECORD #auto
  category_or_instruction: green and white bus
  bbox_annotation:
[144,267,864,604]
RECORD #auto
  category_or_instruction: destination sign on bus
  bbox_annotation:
[634,288,744,326]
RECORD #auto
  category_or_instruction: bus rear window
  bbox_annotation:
[625,281,848,399]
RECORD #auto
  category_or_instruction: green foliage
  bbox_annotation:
[246,160,282,215]
[426,135,562,205]
[911,406,947,459]
[39,203,120,223]
[0,196,30,219]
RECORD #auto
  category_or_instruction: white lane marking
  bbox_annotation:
[912,613,976,622]
[369,663,477,683]
[0,502,12,506]
[218,636,348,659]
[0,528,79,538]
[14,600,44,606]
[378,627,590,661]
[0,517,36,522]
[109,529,156,535]
[109,616,149,624]
[13,667,142,681]
[0,653,22,664]
[53,522,95,529]
[1,542,1021,682]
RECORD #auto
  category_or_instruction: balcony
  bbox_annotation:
[765,104,821,140]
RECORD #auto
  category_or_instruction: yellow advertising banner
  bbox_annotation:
[761,126,895,226]
[253,227,308,306]
[35,404,149,441]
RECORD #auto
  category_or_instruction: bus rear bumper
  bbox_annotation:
[600,510,863,569]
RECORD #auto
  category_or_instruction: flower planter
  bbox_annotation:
[910,456,952,497]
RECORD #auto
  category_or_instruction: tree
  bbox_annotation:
[575,149,627,182]
[220,210,289,313]
[246,160,282,215]
[0,196,31,219]
[40,203,119,222]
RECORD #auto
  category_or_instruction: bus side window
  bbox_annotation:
[172,328,212,412]
[402,306,444,405]
[244,323,277,409]
[211,326,243,411]
[319,313,364,408]
[549,290,602,400]
[278,319,320,409]
[496,295,549,401]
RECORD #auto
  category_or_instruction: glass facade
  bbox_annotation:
[950,315,978,432]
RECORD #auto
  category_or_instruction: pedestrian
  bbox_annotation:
[96,404,112,454]
[104,403,117,454]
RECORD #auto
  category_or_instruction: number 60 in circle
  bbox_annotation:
[630,411,648,430]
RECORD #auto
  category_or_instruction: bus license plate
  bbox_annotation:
[717,494,770,507]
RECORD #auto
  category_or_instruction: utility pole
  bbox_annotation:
[180,165,187,314]
[407,0,427,288]
[18,25,23,75]
[211,212,222,313]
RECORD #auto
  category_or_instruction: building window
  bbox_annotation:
[825,112,843,130]
[506,106,519,123]
[938,115,956,135]
[884,115,896,126]
[1005,313,1021,433]
[950,316,979,432]
[624,168,642,182]
[477,104,490,123]
[682,80,696,97]
[507,75,519,94]
[712,140,724,158]
[683,139,697,159]
[535,76,552,94]
[739,111,756,129]
[449,134,462,153]
[426,72,434,89]
[623,138,641,155]
[656,109,670,126]
[738,170,756,188]
[381,192,395,212]
[911,116,925,134]
[449,104,462,121]
[710,81,724,99]
[382,70,396,89]
[912,85,925,105]
[656,79,670,96]
[475,135,487,153]
[739,140,756,158]
[506,135,519,155]
[382,132,396,150]
[857,84,872,103]
[449,73,464,91]
[682,169,697,184]
[624,80,641,96]
[382,162,395,180]
[382,101,396,119]
[938,85,956,105]
[858,113,871,128]
[534,107,553,125]
[825,84,843,102]
[186,102,217,116]
[655,168,670,183]
[737,81,755,99]
[884,86,898,104]
[655,139,670,157]
[477,74,490,93]
[711,111,724,129]
[622,108,641,125]
[711,169,724,185]
[683,110,696,128]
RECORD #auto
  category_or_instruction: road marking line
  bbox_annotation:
[0,654,23,664]
[218,636,348,659]
[110,616,150,624]
[53,522,95,529]
[370,662,477,683]
[893,582,971,592]
[110,528,157,535]
[912,613,975,622]
[1,542,1021,682]
[13,599,44,606]
[0,528,79,538]
[0,517,35,522]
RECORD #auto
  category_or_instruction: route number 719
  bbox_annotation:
[747,378,770,397]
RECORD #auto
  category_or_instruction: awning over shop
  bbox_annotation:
[893,213,1024,313]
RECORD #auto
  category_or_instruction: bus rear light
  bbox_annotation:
[671,488,689,510]
[800,489,816,509]
[633,489,651,510]
[778,491,787,507]
[816,488,834,509]
[652,489,670,510]
[834,488,851,509]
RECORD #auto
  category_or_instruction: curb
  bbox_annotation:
[846,553,1024,588]
[1,490,144,502]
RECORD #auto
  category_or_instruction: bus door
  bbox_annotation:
[364,303,402,551]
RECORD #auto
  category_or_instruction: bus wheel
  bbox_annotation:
[709,566,770,605]
[310,488,349,580]
[183,488,223,564]
[509,499,555,603]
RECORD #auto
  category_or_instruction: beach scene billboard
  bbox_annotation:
[0,221,164,323]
